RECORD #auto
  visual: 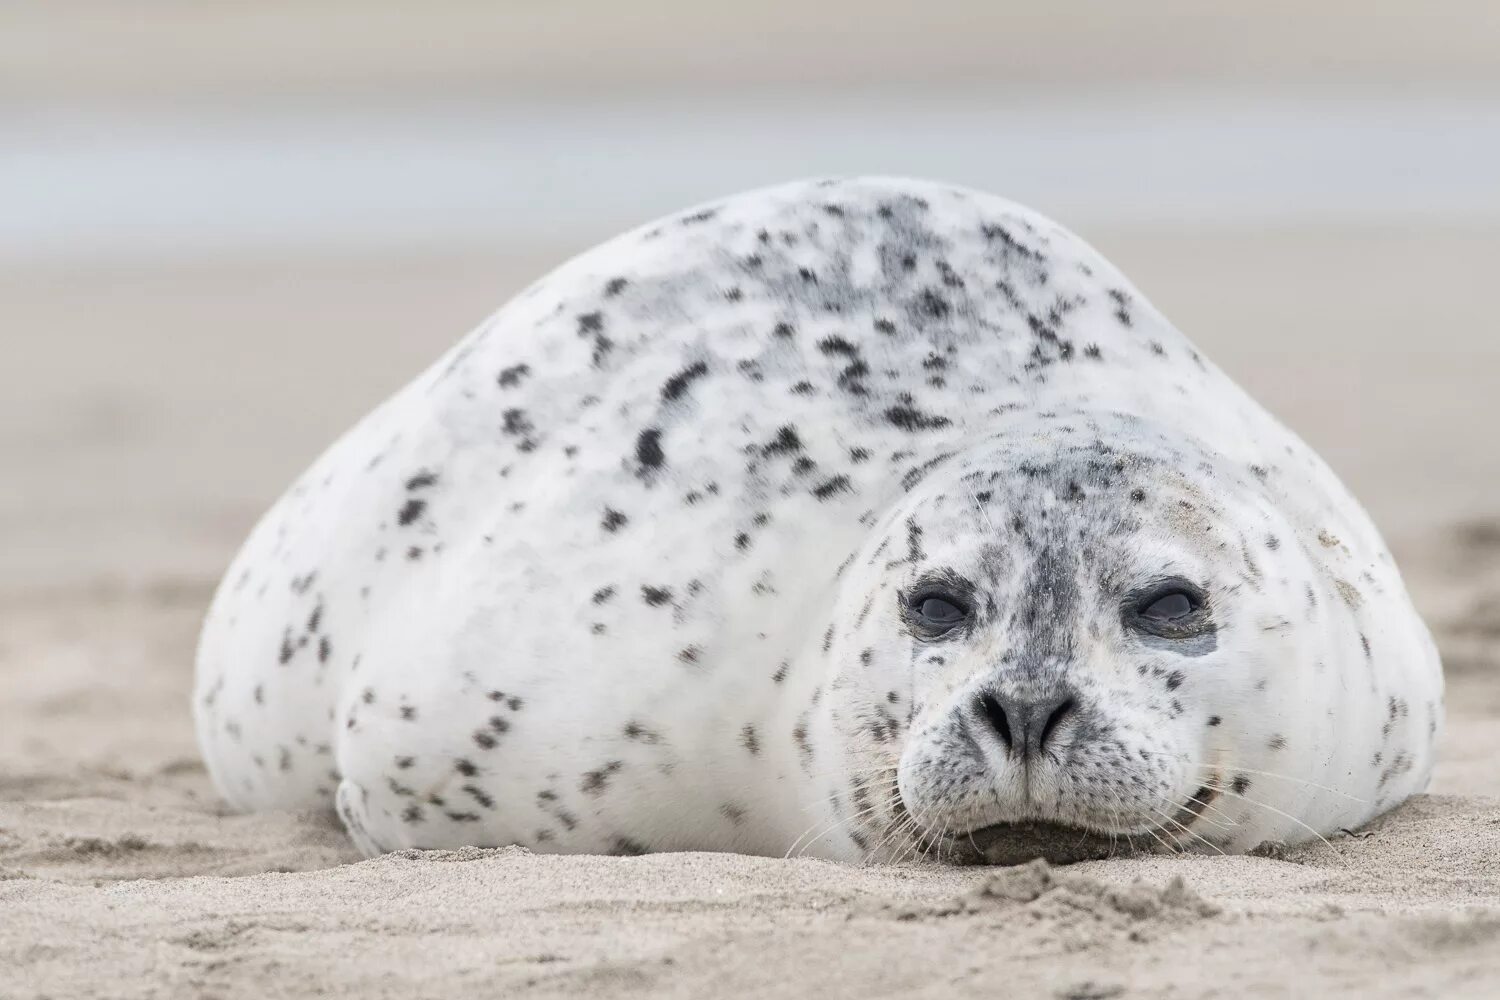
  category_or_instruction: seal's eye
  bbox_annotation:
[919,596,966,624]
[1125,579,1211,640]
[908,592,969,633]
[1141,591,1196,622]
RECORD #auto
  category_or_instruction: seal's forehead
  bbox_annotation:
[909,435,1199,522]
[893,436,1275,582]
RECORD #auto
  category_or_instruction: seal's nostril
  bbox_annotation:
[977,691,1075,757]
[1039,698,1073,750]
[977,693,1013,750]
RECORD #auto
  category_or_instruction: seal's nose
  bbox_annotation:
[976,690,1075,757]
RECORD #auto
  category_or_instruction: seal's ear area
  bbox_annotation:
[1122,578,1213,640]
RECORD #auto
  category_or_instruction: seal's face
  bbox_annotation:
[829,437,1312,862]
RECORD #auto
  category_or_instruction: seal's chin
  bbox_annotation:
[906,779,1225,866]
[943,821,1129,866]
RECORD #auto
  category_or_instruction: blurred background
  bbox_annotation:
[4,0,1499,595]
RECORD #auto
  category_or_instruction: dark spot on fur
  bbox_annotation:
[885,404,951,432]
[661,360,710,402]
[817,335,859,358]
[635,428,665,472]
[624,721,663,744]
[762,425,802,456]
[580,760,624,795]
[811,476,852,500]
[497,364,531,388]
[793,724,813,763]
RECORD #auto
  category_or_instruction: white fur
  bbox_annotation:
[194,177,1442,861]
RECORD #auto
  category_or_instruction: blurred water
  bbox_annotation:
[5,94,1499,264]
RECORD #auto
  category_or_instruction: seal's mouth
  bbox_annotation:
[934,783,1223,866]
[945,821,1127,866]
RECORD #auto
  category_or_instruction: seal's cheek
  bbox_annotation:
[1133,631,1219,657]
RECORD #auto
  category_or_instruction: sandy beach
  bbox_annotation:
[4,4,1500,997]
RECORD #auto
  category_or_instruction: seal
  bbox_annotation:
[193,176,1443,863]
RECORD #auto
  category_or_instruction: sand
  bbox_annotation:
[3,227,1499,998]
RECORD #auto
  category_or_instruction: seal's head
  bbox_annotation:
[825,420,1374,862]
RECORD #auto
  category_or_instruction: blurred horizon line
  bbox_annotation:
[7,91,1499,266]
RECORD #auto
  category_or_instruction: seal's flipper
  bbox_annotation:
[336,779,388,858]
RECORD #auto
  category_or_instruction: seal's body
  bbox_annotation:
[194,177,1442,862]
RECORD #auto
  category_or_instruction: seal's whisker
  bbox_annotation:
[925,815,954,863]
[1099,781,1173,854]
[1139,818,1184,857]
[1099,785,1130,856]
[891,829,921,865]
[1149,788,1237,833]
[780,761,894,857]
[967,482,997,534]
[1180,788,1241,830]
[858,807,911,863]
[911,817,935,864]
[1137,750,1368,804]
[787,808,852,859]
[885,815,927,865]
[1147,803,1227,856]
[787,797,890,859]
[1198,779,1336,852]
[805,821,880,862]
[870,812,922,865]
[798,768,901,788]
[1120,800,1142,856]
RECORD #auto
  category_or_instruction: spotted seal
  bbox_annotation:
[193,176,1443,862]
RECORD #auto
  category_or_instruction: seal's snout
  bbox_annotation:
[974,688,1076,757]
